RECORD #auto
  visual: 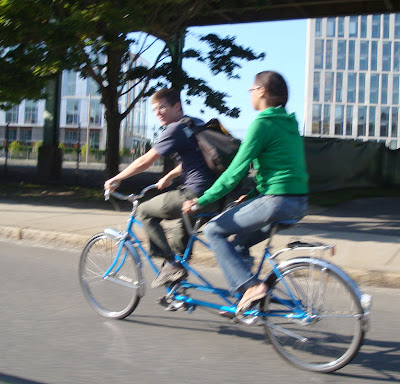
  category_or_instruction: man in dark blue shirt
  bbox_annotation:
[105,88,216,288]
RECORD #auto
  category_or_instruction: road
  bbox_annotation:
[1,240,399,384]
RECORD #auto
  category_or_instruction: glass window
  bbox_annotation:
[393,75,399,105]
[24,100,38,124]
[380,107,390,137]
[312,104,322,134]
[86,78,99,96]
[335,105,344,135]
[20,128,32,144]
[314,39,324,69]
[6,127,17,141]
[63,71,77,96]
[337,40,346,70]
[394,42,400,72]
[347,73,357,103]
[359,41,369,71]
[369,106,376,137]
[336,72,343,102]
[324,72,334,102]
[370,74,379,104]
[381,74,388,104]
[346,106,353,136]
[327,18,336,37]
[357,107,367,137]
[338,17,345,37]
[348,40,355,70]
[392,107,398,138]
[64,129,78,145]
[89,130,100,149]
[313,72,320,102]
[382,42,391,71]
[370,41,378,71]
[383,14,390,38]
[372,14,381,38]
[360,15,367,38]
[315,19,322,37]
[358,73,365,103]
[396,14,400,39]
[323,105,330,134]
[89,99,102,126]
[349,16,358,37]
[389,140,398,149]
[66,99,80,125]
[5,105,19,123]
[325,40,333,69]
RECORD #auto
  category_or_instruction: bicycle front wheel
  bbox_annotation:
[79,233,143,319]
[263,260,364,373]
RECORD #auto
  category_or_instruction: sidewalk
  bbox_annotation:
[0,195,399,288]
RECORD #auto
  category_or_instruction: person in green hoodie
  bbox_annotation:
[183,71,309,314]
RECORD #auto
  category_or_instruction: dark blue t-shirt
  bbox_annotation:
[153,116,215,194]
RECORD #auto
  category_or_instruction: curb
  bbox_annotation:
[1,225,400,289]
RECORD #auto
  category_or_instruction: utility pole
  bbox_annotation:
[86,93,91,163]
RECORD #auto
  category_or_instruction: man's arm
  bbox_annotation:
[157,163,182,190]
[104,148,161,191]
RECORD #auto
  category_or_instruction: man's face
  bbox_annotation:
[152,98,183,126]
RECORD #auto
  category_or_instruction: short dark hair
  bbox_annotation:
[152,88,181,107]
[255,71,288,107]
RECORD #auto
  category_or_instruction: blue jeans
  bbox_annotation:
[203,194,308,293]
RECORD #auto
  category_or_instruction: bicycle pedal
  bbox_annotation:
[157,295,173,308]
[165,300,189,312]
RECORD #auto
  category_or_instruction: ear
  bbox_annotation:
[174,101,183,112]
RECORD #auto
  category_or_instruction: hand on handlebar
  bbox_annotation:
[104,179,120,193]
[182,199,199,214]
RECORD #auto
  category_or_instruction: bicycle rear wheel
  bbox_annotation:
[79,233,143,319]
[262,260,364,373]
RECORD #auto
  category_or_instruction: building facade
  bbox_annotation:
[0,58,149,152]
[304,13,400,149]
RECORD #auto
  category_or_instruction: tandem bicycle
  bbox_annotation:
[79,184,371,373]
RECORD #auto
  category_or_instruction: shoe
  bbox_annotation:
[151,262,188,288]
[236,283,267,315]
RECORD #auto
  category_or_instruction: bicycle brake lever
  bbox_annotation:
[104,189,110,201]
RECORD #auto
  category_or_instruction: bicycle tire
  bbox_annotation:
[79,232,143,319]
[262,259,364,373]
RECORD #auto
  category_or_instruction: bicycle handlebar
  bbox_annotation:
[104,184,158,202]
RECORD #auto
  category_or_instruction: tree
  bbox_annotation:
[0,0,264,178]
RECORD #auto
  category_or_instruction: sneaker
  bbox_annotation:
[151,262,188,288]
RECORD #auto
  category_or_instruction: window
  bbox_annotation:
[89,99,102,126]
[392,108,398,138]
[315,19,322,37]
[347,73,356,103]
[24,100,38,124]
[336,72,343,102]
[19,128,32,144]
[314,40,324,69]
[327,18,336,37]
[369,107,376,137]
[89,130,100,149]
[380,107,390,137]
[346,106,353,136]
[312,104,322,134]
[393,75,399,105]
[383,14,390,38]
[358,73,365,104]
[86,78,99,96]
[370,74,379,104]
[323,105,330,134]
[381,74,388,104]
[337,40,346,70]
[370,41,378,71]
[64,129,78,146]
[335,105,344,135]
[348,40,355,70]
[382,42,391,71]
[396,14,400,39]
[360,15,367,38]
[325,40,333,69]
[5,105,19,123]
[338,17,344,37]
[324,72,334,102]
[6,127,17,141]
[394,42,400,72]
[359,41,369,71]
[63,71,77,96]
[357,107,367,137]
[372,14,381,38]
[313,72,320,102]
[66,99,80,125]
[349,16,358,37]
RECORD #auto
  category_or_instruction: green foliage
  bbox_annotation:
[33,141,43,154]
[58,142,65,151]
[80,144,91,156]
[8,141,21,153]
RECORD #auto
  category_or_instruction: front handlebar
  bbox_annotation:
[104,184,158,202]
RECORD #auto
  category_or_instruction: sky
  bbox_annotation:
[141,19,308,140]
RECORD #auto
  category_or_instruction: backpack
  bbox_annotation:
[182,117,242,177]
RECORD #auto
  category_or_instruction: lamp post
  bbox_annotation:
[86,93,91,163]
